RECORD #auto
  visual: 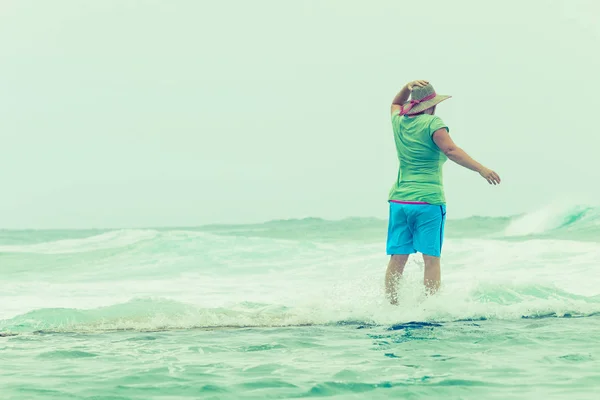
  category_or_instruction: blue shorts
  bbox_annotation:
[386,202,447,257]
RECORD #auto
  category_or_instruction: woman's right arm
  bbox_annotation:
[391,80,429,115]
[433,128,501,185]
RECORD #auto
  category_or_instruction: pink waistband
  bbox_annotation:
[390,200,430,205]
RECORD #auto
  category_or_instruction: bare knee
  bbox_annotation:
[387,254,409,275]
[391,254,409,263]
[422,255,440,268]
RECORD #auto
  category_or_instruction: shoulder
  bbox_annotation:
[427,115,449,134]
[390,106,405,126]
[422,114,443,123]
[390,110,404,127]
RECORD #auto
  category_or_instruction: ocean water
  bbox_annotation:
[1,203,600,399]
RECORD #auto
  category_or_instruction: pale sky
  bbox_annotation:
[1,0,599,228]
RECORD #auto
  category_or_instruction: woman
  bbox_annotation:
[385,80,501,304]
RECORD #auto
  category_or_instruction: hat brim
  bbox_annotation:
[404,95,452,115]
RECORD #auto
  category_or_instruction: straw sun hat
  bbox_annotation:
[399,83,451,116]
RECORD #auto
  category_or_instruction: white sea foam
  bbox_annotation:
[0,229,158,254]
[2,232,599,332]
[504,202,596,237]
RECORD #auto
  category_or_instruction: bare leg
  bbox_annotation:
[385,254,409,305]
[422,255,441,294]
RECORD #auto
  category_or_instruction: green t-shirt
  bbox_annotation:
[388,113,449,205]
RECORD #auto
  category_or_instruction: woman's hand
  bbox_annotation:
[479,167,501,185]
[407,80,429,91]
